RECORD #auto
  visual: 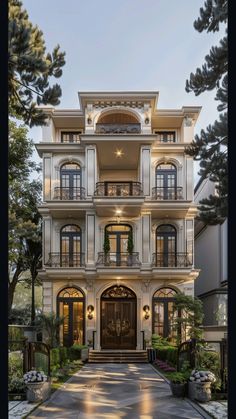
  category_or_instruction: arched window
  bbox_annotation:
[105,224,132,266]
[60,225,81,267]
[96,111,141,134]
[60,163,81,199]
[57,286,85,347]
[155,225,177,267]
[153,287,179,340]
[155,163,177,199]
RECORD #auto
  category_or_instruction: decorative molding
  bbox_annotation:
[86,279,94,291]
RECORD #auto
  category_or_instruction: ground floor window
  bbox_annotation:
[152,287,179,341]
[57,287,85,347]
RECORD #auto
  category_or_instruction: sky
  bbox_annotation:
[22,0,226,185]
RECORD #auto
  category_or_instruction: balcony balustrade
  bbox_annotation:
[94,182,143,197]
[45,253,85,267]
[152,187,183,200]
[96,252,140,267]
[95,123,141,134]
[53,187,86,200]
[152,253,192,268]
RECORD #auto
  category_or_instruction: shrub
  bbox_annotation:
[59,347,68,366]
[167,371,189,384]
[9,352,23,380]
[155,346,178,366]
[8,377,26,393]
[50,348,60,369]
[68,344,88,361]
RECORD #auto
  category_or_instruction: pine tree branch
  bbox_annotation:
[13,78,44,97]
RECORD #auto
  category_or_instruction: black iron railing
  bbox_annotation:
[152,187,183,200]
[152,252,192,267]
[96,252,140,267]
[96,123,141,134]
[94,182,143,197]
[46,253,85,267]
[54,187,86,200]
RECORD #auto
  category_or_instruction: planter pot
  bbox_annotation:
[26,381,51,402]
[81,348,88,361]
[188,381,211,402]
[170,382,187,398]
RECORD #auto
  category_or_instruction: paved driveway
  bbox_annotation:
[29,363,207,419]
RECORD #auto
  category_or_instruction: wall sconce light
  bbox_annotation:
[87,305,94,320]
[143,305,150,320]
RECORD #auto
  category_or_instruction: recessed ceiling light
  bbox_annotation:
[115,149,124,158]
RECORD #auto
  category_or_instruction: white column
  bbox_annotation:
[86,212,96,265]
[86,146,97,197]
[141,213,151,264]
[43,154,52,200]
[43,216,52,265]
[140,146,151,196]
[186,157,193,200]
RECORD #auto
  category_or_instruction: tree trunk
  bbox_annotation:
[8,266,23,315]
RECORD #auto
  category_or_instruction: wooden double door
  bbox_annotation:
[101,299,136,349]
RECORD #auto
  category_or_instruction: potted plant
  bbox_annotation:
[188,369,216,402]
[127,232,134,265]
[23,370,51,402]
[168,372,189,397]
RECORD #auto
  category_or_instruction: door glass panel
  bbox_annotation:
[73,302,83,345]
[153,302,164,337]
[168,302,178,341]
[62,302,70,347]
[120,234,129,253]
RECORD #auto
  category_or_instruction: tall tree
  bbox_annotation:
[185,0,228,224]
[8,120,42,314]
[8,0,66,126]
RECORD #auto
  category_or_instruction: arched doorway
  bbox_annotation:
[101,285,137,349]
[156,224,177,267]
[57,287,85,347]
[60,162,81,200]
[60,225,81,267]
[152,287,179,341]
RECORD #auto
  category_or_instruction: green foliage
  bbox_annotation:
[151,334,173,348]
[103,230,110,254]
[36,312,64,348]
[58,347,69,367]
[8,119,42,315]
[8,325,25,341]
[185,0,228,224]
[197,349,221,378]
[68,344,88,361]
[166,371,189,384]
[8,0,66,126]
[172,293,204,343]
[50,348,60,369]
[155,346,178,366]
[127,232,134,254]
[8,351,26,393]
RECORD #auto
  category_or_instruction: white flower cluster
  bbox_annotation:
[23,370,47,383]
[189,369,216,383]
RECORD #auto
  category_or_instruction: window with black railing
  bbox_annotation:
[155,131,176,143]
[54,163,85,200]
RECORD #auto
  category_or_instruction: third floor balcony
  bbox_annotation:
[152,187,183,200]
[94,181,143,197]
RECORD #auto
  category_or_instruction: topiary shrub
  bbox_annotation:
[155,346,178,366]
[68,344,88,361]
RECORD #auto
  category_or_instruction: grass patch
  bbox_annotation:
[51,361,84,393]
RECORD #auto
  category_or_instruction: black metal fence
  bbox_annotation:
[9,340,51,376]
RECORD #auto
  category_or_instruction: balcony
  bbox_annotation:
[152,253,192,268]
[95,123,141,134]
[53,187,86,200]
[45,253,85,267]
[96,252,140,267]
[94,182,143,197]
[152,187,183,200]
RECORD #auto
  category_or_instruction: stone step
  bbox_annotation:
[88,350,148,363]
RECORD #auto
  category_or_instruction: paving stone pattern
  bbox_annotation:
[9,400,39,419]
[28,363,207,419]
[198,401,228,419]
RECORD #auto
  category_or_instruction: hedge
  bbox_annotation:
[155,346,178,366]
[68,344,88,361]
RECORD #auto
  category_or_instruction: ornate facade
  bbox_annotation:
[36,91,201,349]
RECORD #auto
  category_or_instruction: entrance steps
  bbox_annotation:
[88,350,148,363]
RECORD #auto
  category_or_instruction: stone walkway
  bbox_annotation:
[28,363,209,419]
